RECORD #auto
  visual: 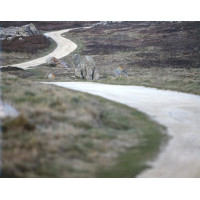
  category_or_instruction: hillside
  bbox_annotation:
[1,21,200,178]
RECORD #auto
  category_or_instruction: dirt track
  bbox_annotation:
[2,26,200,177]
[1,28,81,69]
[44,82,200,178]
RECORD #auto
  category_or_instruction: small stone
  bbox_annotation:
[48,73,55,79]
[114,66,128,77]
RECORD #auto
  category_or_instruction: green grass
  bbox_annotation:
[97,113,167,177]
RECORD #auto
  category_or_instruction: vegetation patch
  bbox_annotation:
[1,73,168,177]
[98,67,200,95]
[0,21,98,31]
[1,37,56,66]
[2,35,50,53]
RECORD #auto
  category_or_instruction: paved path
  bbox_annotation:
[44,82,200,178]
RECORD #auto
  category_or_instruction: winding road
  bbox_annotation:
[1,27,90,69]
[44,82,200,178]
[2,26,200,177]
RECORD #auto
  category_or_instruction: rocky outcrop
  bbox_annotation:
[0,23,40,40]
[73,54,100,80]
[46,57,69,68]
[92,21,122,28]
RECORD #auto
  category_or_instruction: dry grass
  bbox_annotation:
[2,21,199,177]
[63,22,200,95]
[98,67,200,95]
[1,72,167,177]
[1,38,56,66]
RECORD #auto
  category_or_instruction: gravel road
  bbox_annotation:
[44,82,200,178]
[2,25,200,177]
[1,27,90,69]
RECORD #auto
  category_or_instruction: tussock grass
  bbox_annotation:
[1,73,168,177]
[98,67,200,95]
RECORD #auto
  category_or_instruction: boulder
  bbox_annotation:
[27,23,40,35]
[0,101,19,119]
[93,69,100,80]
[75,68,83,78]
[46,57,69,68]
[0,23,40,40]
[73,54,100,80]
[73,54,82,66]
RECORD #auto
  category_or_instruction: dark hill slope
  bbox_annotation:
[66,21,200,69]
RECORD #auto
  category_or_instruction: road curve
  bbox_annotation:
[1,27,90,69]
[43,82,200,178]
[2,25,200,177]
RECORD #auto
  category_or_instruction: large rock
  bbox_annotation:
[0,23,40,40]
[73,54,100,80]
[46,57,69,68]
[0,101,19,119]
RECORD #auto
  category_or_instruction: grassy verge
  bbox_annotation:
[9,65,200,96]
[1,72,168,177]
[97,67,200,96]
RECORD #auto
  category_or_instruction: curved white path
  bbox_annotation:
[43,82,200,178]
[2,25,200,177]
[1,27,90,69]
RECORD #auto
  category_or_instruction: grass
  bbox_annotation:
[97,67,200,95]
[1,37,57,66]
[62,22,200,96]
[2,21,200,177]
[97,110,167,178]
[1,72,168,177]
[8,64,200,96]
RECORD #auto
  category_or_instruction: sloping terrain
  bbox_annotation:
[1,28,79,68]
[45,82,200,177]
[1,21,200,177]
[66,22,200,70]
[2,35,50,53]
[1,73,167,177]
[0,21,98,31]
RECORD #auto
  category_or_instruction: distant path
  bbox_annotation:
[43,82,200,178]
[3,25,200,177]
[1,27,90,69]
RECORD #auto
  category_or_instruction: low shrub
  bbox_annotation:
[2,35,50,53]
